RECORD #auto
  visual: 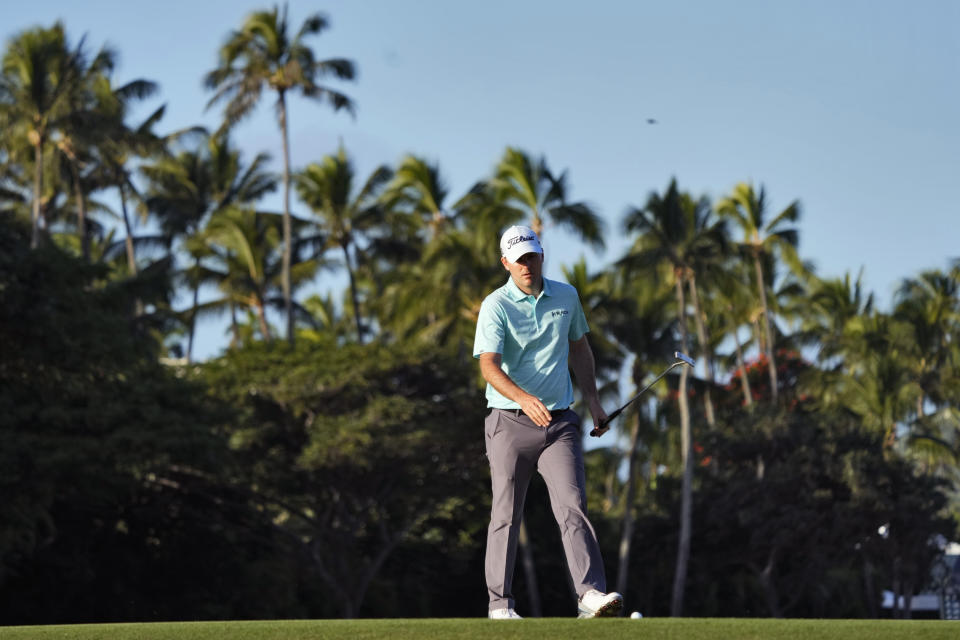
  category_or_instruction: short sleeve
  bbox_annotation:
[474,298,505,358]
[568,294,589,341]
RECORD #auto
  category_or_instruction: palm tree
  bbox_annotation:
[717,183,801,401]
[205,3,356,345]
[492,147,604,250]
[892,267,960,471]
[562,259,629,387]
[201,206,322,344]
[383,226,509,354]
[202,207,283,341]
[713,265,762,408]
[373,163,508,352]
[381,154,453,238]
[61,74,166,264]
[623,180,727,427]
[299,292,352,343]
[894,269,960,416]
[800,270,874,366]
[831,313,922,451]
[142,132,276,360]
[94,78,202,277]
[0,22,115,249]
[619,178,727,616]
[0,151,26,218]
[295,146,392,344]
[100,103,165,275]
[570,256,675,599]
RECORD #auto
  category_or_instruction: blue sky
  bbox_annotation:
[6,1,960,360]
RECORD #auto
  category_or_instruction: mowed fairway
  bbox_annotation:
[1,618,958,640]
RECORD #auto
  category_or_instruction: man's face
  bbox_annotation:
[501,251,544,294]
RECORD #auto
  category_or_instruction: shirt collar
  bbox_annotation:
[505,276,552,301]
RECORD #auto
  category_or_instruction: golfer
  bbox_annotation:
[474,225,623,619]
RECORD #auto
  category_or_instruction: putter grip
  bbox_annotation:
[590,406,624,436]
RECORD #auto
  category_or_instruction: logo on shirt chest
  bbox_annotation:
[550,309,569,318]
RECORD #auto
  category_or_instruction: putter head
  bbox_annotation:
[674,351,695,367]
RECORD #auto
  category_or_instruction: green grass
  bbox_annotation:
[1,618,957,640]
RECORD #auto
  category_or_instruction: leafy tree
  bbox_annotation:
[199,339,489,618]
[0,217,280,623]
[205,3,356,344]
[624,354,958,619]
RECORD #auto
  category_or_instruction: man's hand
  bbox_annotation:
[588,397,610,437]
[519,394,552,427]
[478,352,551,428]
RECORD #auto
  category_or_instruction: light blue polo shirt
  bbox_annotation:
[473,276,589,410]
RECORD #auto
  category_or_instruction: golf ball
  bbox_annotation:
[630,611,643,619]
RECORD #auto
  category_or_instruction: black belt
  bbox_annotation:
[505,407,569,419]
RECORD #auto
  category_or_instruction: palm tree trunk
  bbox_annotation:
[616,410,644,596]
[256,300,273,342]
[732,320,753,407]
[863,557,877,618]
[903,579,914,619]
[230,301,239,347]
[753,316,764,354]
[118,182,145,316]
[278,90,294,345]
[671,273,693,617]
[70,161,89,263]
[70,168,90,263]
[343,243,364,344]
[186,258,201,363]
[892,557,902,619]
[530,211,543,239]
[687,276,715,428]
[518,520,542,617]
[31,137,43,248]
[119,182,137,275]
[753,254,778,400]
[757,550,783,617]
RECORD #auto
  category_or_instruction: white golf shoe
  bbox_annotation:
[488,607,523,619]
[577,589,624,618]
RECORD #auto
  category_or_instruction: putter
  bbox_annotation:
[590,351,696,437]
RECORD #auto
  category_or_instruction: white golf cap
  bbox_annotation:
[500,225,543,263]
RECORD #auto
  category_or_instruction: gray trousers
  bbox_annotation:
[484,408,607,610]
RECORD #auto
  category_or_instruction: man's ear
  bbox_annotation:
[500,256,510,270]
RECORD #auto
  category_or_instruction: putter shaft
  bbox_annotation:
[590,352,695,437]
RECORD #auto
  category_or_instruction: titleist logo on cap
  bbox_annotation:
[500,225,542,261]
[506,234,536,249]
